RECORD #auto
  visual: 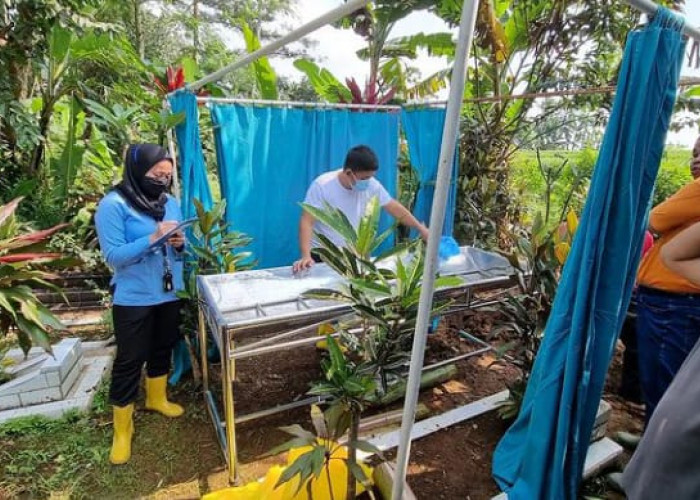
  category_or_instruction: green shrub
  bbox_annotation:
[511,146,692,221]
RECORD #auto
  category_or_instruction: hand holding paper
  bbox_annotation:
[150,221,179,245]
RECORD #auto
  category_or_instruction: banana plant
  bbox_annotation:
[294,2,457,103]
[0,198,68,355]
[27,25,145,177]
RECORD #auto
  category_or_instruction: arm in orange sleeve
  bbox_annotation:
[649,179,700,235]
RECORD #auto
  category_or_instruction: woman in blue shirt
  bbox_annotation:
[95,143,186,465]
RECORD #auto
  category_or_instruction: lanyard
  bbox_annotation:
[161,245,174,292]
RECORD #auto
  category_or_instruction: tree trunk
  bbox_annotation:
[192,0,200,63]
[133,0,144,59]
[27,97,55,176]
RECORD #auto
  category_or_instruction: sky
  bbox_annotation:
[240,0,700,146]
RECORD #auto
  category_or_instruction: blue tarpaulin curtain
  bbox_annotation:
[492,9,686,500]
[210,105,400,269]
[401,108,459,237]
[168,91,215,385]
[168,92,214,217]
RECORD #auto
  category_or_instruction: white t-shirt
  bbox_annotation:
[304,169,393,248]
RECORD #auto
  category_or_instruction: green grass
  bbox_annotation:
[0,379,221,499]
[0,403,113,499]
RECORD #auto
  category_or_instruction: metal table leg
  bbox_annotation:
[221,329,238,484]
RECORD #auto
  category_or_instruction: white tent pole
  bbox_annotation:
[162,99,181,201]
[391,0,479,498]
[184,0,370,93]
[623,0,700,41]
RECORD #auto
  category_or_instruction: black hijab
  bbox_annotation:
[115,143,172,221]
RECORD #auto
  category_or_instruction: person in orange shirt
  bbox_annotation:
[617,221,700,500]
[635,135,700,425]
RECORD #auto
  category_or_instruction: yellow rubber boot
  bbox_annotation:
[145,375,184,417]
[110,404,134,465]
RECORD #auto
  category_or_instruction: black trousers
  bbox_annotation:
[109,301,182,406]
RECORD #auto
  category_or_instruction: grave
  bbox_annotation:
[0,338,113,423]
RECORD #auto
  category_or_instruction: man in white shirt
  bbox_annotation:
[293,145,429,272]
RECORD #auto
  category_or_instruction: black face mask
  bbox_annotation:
[115,144,172,221]
[140,177,169,199]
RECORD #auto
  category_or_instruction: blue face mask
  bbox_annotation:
[354,179,371,191]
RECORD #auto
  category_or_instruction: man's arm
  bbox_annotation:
[650,180,700,235]
[293,211,316,272]
[383,200,429,240]
[662,221,700,285]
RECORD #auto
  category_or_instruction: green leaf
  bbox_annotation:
[325,403,352,441]
[278,424,316,441]
[49,26,73,73]
[435,275,463,289]
[346,459,371,487]
[405,68,452,100]
[310,246,350,276]
[302,203,358,246]
[35,303,66,331]
[377,32,455,60]
[302,288,349,303]
[342,379,367,394]
[266,436,317,457]
[326,336,347,378]
[307,382,341,397]
[275,449,316,493]
[51,96,85,201]
[293,59,351,102]
[355,197,381,256]
[347,279,391,297]
[352,439,386,460]
[684,85,700,97]
[353,304,390,327]
[241,21,279,100]
[20,300,42,328]
[180,56,199,83]
[0,292,17,319]
[15,316,51,353]
[495,0,511,17]
[310,446,326,479]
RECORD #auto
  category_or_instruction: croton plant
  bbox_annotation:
[0,198,68,355]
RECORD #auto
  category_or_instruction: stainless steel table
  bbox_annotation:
[196,246,514,483]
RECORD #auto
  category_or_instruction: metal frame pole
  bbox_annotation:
[184,0,370,93]
[623,0,700,41]
[163,99,181,201]
[221,328,238,484]
[391,1,479,498]
[195,96,400,110]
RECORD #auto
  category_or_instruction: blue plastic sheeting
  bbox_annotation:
[210,105,400,269]
[168,91,215,386]
[169,92,214,218]
[401,108,458,237]
[492,10,686,500]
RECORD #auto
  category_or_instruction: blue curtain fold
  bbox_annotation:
[492,9,686,500]
[168,91,215,385]
[168,92,214,216]
[210,105,400,269]
[401,108,459,237]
